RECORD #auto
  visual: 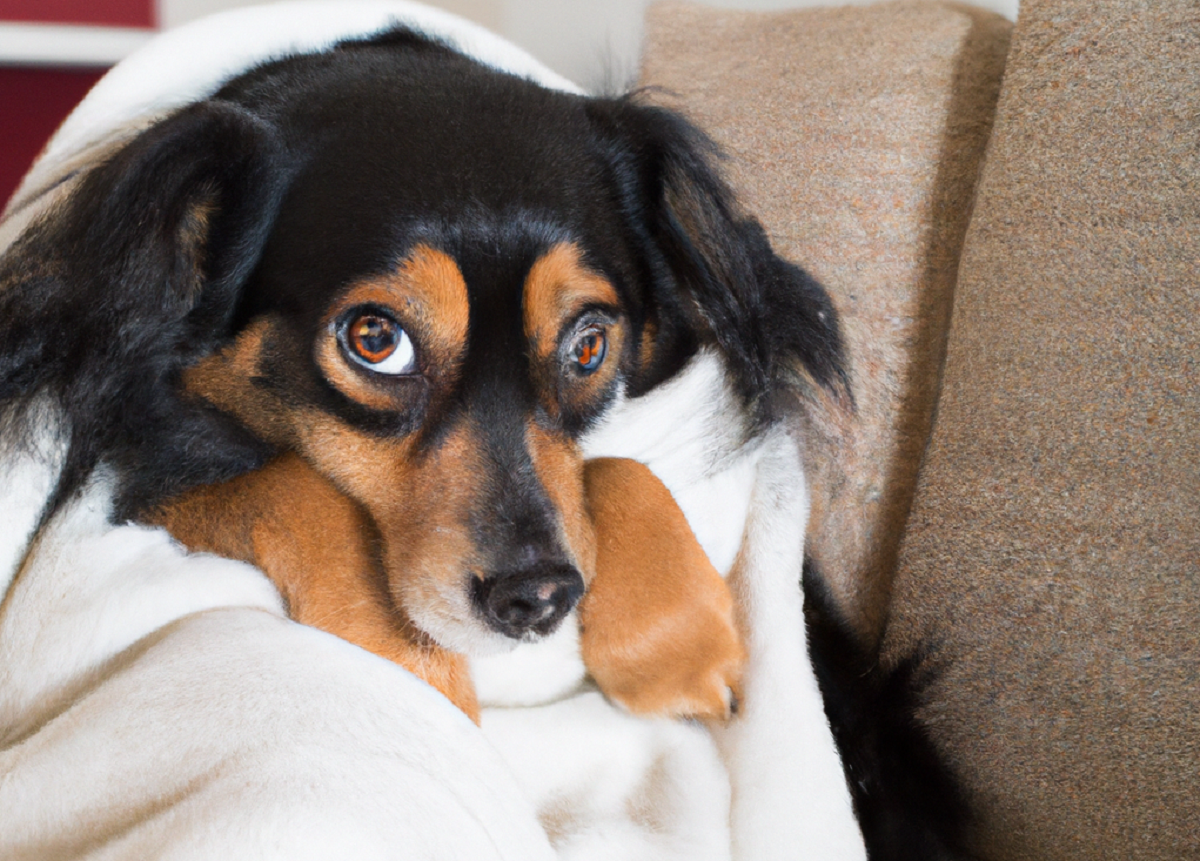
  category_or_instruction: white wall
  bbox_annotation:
[162,0,503,30]
[160,0,1020,90]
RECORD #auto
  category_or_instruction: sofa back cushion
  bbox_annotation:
[883,0,1200,857]
[640,0,1012,641]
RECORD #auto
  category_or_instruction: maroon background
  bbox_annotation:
[1,0,154,207]
[0,0,154,28]
[0,67,106,208]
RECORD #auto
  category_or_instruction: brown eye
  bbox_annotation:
[571,326,607,374]
[343,312,416,375]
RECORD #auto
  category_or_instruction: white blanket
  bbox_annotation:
[0,5,864,859]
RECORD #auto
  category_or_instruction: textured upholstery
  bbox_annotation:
[883,0,1200,857]
[642,0,1198,856]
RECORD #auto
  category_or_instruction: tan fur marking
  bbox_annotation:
[527,423,596,582]
[297,415,487,645]
[638,318,658,377]
[183,319,296,445]
[316,245,470,410]
[148,452,480,721]
[400,245,471,357]
[523,242,619,359]
[578,458,745,720]
[178,194,217,294]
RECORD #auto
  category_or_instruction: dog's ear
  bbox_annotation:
[587,97,848,415]
[0,100,289,515]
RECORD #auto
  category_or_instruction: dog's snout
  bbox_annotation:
[473,563,584,639]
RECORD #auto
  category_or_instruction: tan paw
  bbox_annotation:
[583,598,745,721]
[579,457,746,722]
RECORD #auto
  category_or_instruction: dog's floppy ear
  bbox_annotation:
[0,101,289,516]
[588,97,848,415]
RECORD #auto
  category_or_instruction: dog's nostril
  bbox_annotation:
[472,565,584,639]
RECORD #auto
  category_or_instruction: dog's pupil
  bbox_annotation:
[575,330,606,372]
[354,316,396,361]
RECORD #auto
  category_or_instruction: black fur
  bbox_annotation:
[804,560,974,861]
[0,26,847,521]
[582,96,848,412]
[0,101,288,516]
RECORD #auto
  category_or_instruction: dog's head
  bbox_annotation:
[0,31,846,654]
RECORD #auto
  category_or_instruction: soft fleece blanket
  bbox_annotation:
[0,4,863,859]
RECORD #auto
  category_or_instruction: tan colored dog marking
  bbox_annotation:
[522,242,626,419]
[522,242,619,359]
[315,245,470,411]
[526,423,595,579]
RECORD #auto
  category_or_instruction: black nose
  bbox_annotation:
[472,563,585,639]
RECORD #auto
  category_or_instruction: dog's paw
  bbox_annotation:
[579,457,746,722]
[583,599,745,721]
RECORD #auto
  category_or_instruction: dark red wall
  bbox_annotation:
[1,67,106,207]
[0,0,154,28]
[0,0,154,207]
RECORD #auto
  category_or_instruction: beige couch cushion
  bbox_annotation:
[640,0,1011,640]
[883,0,1200,857]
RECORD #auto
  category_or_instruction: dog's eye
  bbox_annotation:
[570,326,607,374]
[344,313,416,375]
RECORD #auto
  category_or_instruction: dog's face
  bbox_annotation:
[186,238,628,652]
[179,47,676,653]
[0,30,846,656]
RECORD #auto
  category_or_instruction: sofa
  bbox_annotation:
[640,0,1197,858]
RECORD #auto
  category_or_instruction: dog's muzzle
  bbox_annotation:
[471,563,585,639]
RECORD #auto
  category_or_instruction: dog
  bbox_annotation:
[121,28,845,724]
[0,19,857,856]
[0,30,843,674]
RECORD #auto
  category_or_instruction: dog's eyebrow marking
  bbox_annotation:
[522,242,619,361]
[317,245,470,410]
[397,246,471,362]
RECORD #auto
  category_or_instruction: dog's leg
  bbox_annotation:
[147,453,480,722]
[579,457,745,720]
